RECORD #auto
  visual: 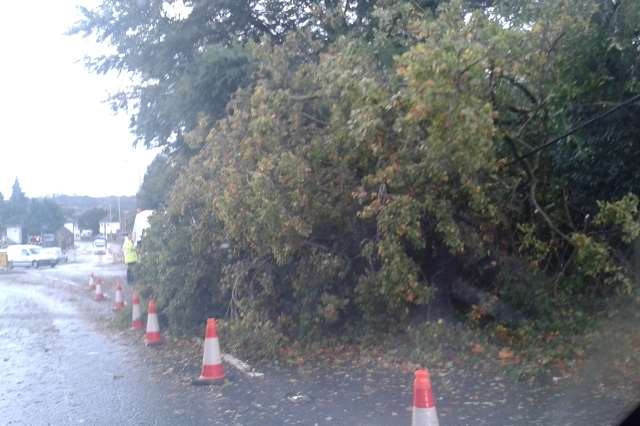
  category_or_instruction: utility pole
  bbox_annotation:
[105,200,110,242]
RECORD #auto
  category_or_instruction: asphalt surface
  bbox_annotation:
[0,242,636,425]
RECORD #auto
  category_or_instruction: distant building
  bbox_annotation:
[6,226,23,244]
[56,227,74,250]
[99,221,121,237]
[64,222,80,239]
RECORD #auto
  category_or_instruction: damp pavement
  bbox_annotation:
[0,244,637,425]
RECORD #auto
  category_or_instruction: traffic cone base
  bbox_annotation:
[200,363,225,380]
[412,408,439,426]
[144,331,162,346]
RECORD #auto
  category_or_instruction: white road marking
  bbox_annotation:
[222,353,264,378]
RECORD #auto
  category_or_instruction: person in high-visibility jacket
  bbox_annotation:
[123,234,138,285]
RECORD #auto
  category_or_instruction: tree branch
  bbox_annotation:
[498,75,538,105]
[288,94,321,102]
[505,135,573,244]
[300,111,328,126]
[530,180,572,243]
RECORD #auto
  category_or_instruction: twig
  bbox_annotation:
[288,94,320,102]
[530,179,571,243]
[300,111,328,126]
[505,135,572,244]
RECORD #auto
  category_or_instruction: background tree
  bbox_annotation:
[1,180,67,240]
[5,178,29,226]
[24,199,66,236]
[78,208,107,235]
[71,0,466,150]
[137,154,181,210]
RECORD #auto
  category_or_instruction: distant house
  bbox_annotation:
[99,221,121,237]
[64,222,80,240]
[56,227,74,250]
[6,225,23,244]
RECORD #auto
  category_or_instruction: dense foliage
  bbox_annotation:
[79,0,640,341]
[136,154,182,210]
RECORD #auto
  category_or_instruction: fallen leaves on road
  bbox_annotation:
[471,343,485,355]
[498,348,515,361]
[399,360,421,374]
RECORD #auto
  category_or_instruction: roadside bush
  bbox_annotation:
[127,0,640,360]
[137,210,229,335]
[218,313,291,362]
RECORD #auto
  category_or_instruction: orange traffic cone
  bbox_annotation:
[94,278,105,301]
[144,300,162,346]
[87,273,96,291]
[131,292,143,330]
[113,282,124,311]
[412,369,439,426]
[193,318,225,384]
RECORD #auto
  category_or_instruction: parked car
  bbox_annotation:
[6,245,58,268]
[93,237,107,255]
[42,247,68,263]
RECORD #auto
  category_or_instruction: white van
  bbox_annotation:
[132,210,154,246]
[6,245,58,269]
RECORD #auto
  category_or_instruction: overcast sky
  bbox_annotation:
[0,1,160,198]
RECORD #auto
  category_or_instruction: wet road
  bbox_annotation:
[0,252,419,426]
[0,265,414,425]
[0,272,217,425]
[0,247,636,425]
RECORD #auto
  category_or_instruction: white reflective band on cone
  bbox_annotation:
[203,338,222,365]
[147,314,159,332]
[132,304,141,320]
[412,407,439,426]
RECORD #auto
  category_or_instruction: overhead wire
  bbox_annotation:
[507,93,640,166]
